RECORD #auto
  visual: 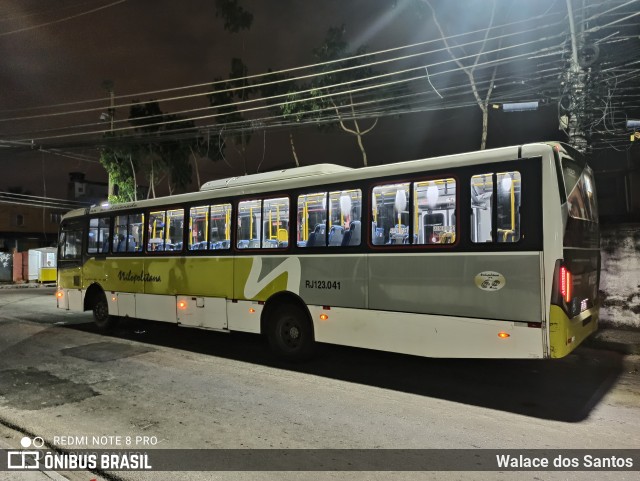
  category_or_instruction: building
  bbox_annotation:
[0,203,66,252]
[0,172,104,253]
[67,171,108,205]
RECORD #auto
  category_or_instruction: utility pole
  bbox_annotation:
[101,80,117,198]
[102,80,115,132]
[564,0,588,153]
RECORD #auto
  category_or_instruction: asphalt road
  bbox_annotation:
[0,287,639,481]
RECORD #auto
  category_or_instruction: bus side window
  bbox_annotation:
[189,206,209,250]
[413,178,456,244]
[166,209,184,252]
[237,200,261,249]
[371,184,409,245]
[297,193,327,247]
[88,217,110,254]
[113,215,127,252]
[296,192,327,247]
[328,189,362,247]
[496,171,521,243]
[262,197,289,248]
[471,174,493,243]
[209,204,232,250]
[148,211,166,251]
[471,171,521,243]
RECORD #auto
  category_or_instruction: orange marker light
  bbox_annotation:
[111,296,117,302]
[56,291,64,298]
[177,300,187,310]
[319,313,329,321]
[249,308,256,313]
[498,332,510,339]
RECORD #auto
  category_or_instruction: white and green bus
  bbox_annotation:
[56,142,600,360]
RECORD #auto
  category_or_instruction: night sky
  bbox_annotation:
[0,1,608,198]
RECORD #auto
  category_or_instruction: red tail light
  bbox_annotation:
[560,266,572,303]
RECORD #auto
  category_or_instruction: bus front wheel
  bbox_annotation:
[267,304,315,361]
[93,291,117,331]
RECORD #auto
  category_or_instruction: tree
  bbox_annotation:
[99,140,139,203]
[281,25,382,166]
[208,58,255,174]
[214,0,253,32]
[99,101,198,202]
[257,70,304,167]
[128,101,197,198]
[421,0,500,150]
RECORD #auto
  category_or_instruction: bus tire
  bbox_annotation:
[93,290,117,331]
[267,303,315,361]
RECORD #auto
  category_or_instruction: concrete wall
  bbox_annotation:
[0,252,12,282]
[600,223,640,328]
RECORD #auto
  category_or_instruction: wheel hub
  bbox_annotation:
[288,326,300,339]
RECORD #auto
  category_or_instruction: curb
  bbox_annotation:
[584,337,640,356]
[0,283,56,289]
[584,328,640,356]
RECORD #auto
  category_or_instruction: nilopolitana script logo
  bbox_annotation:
[118,270,161,283]
[244,257,301,299]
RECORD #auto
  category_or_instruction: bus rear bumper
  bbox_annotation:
[549,304,599,358]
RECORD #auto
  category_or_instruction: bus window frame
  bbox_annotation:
[187,204,210,252]
[109,210,146,256]
[293,181,366,252]
[184,199,234,255]
[367,173,460,251]
[86,215,112,257]
[145,205,186,255]
[207,202,233,251]
[59,220,85,263]
[461,157,542,253]
[233,192,292,253]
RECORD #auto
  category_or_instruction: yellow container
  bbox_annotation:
[39,267,57,282]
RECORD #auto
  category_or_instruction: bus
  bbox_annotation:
[56,142,600,360]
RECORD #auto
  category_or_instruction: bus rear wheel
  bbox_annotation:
[93,291,117,331]
[267,304,315,361]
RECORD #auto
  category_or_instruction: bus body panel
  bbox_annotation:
[549,304,599,358]
[368,252,542,322]
[309,305,545,358]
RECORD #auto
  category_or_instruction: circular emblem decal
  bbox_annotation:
[475,271,506,291]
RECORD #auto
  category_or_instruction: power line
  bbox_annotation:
[0,2,636,154]
[0,0,126,37]
[6,34,568,143]
[0,16,568,125]
[0,191,90,210]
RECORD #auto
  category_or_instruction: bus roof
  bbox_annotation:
[200,163,352,192]
[62,142,556,221]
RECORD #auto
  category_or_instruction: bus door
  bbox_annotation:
[57,220,85,310]
[85,216,110,285]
